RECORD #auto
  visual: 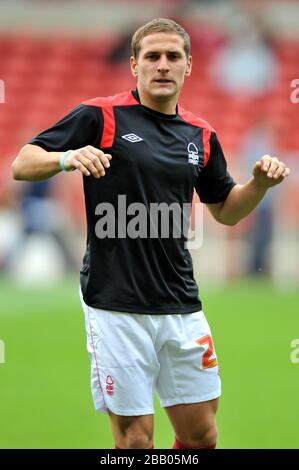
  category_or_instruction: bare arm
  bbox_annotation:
[12,144,64,181]
[206,155,291,226]
[12,144,112,182]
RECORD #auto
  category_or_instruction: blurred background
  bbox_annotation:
[0,0,298,449]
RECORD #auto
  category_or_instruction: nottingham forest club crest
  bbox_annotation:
[187,143,199,165]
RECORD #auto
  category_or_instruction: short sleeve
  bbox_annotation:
[195,132,236,203]
[28,104,103,152]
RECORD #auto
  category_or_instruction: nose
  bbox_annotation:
[157,55,170,73]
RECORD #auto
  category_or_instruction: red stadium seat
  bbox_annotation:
[1,31,299,186]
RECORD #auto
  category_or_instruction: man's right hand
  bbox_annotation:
[64,145,112,178]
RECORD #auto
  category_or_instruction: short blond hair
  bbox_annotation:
[131,18,191,59]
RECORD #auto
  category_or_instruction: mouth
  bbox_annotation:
[153,79,173,84]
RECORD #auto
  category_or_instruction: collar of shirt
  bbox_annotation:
[132,88,178,120]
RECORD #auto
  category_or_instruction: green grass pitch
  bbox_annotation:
[0,276,298,449]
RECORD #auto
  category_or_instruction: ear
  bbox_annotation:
[130,56,138,78]
[185,55,192,77]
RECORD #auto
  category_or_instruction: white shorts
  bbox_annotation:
[80,292,221,416]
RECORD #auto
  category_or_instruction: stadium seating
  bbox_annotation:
[0,33,298,199]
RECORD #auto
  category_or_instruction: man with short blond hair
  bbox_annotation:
[12,18,290,449]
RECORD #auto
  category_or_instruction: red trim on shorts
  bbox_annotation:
[100,106,115,148]
[86,306,103,396]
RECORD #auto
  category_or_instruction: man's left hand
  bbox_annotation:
[253,155,291,188]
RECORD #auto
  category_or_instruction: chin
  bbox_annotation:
[152,88,175,99]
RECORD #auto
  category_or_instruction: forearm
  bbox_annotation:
[218,178,268,226]
[12,144,63,181]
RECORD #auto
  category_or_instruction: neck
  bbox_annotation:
[137,88,178,115]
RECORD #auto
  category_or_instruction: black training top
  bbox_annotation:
[29,88,235,314]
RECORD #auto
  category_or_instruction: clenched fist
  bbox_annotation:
[253,155,290,188]
[64,145,112,178]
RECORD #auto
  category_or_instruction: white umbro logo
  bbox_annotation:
[122,133,143,143]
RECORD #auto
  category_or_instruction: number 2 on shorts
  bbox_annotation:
[196,335,217,369]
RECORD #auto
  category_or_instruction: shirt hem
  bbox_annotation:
[82,297,202,315]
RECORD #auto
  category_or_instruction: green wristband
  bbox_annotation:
[59,150,74,172]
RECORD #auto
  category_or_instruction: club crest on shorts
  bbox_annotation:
[187,143,199,165]
[106,375,115,396]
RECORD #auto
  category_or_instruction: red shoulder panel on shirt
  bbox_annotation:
[82,91,138,149]
[202,128,211,167]
[100,106,115,149]
[82,90,139,108]
[178,105,215,167]
[178,105,215,132]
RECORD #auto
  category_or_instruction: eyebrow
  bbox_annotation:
[144,50,183,56]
